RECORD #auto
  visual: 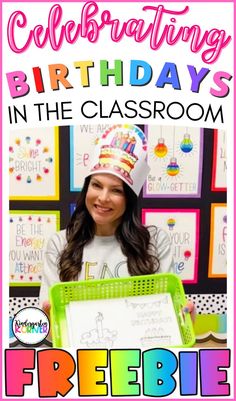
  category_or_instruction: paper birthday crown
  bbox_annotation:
[86,124,150,195]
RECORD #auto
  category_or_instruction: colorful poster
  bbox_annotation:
[144,126,203,197]
[9,211,60,284]
[9,127,59,200]
[208,203,227,278]
[142,209,200,283]
[211,129,227,191]
[70,124,111,191]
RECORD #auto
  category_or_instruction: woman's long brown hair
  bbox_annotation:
[59,176,159,281]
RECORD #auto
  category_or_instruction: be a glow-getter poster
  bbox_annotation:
[1,0,235,399]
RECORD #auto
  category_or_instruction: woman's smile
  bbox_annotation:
[94,204,113,213]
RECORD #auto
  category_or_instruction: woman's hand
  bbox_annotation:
[183,300,196,323]
[42,300,51,316]
[42,301,52,341]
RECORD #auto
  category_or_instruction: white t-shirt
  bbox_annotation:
[39,226,173,306]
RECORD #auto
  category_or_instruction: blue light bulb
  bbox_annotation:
[180,134,193,153]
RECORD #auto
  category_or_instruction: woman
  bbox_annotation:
[39,172,173,306]
[40,124,195,324]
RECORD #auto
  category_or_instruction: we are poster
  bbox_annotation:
[1,0,234,400]
[70,124,111,191]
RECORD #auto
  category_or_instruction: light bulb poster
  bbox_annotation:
[208,203,227,278]
[144,126,203,197]
[211,129,227,191]
[9,127,59,200]
[142,209,200,283]
[9,211,60,284]
[70,124,111,191]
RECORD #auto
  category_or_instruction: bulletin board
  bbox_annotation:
[9,125,227,346]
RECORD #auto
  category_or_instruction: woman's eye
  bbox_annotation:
[92,182,101,188]
[113,188,123,194]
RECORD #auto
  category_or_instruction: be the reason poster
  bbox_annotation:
[9,211,60,284]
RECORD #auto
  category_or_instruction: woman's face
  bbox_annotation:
[85,173,126,236]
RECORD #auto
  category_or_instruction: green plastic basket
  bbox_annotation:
[49,273,195,348]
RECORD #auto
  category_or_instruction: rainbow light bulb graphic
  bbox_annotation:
[180,133,193,153]
[166,157,180,176]
[154,138,168,158]
[167,218,176,230]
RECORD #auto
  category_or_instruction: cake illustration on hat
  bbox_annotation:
[92,130,138,185]
[87,124,150,195]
